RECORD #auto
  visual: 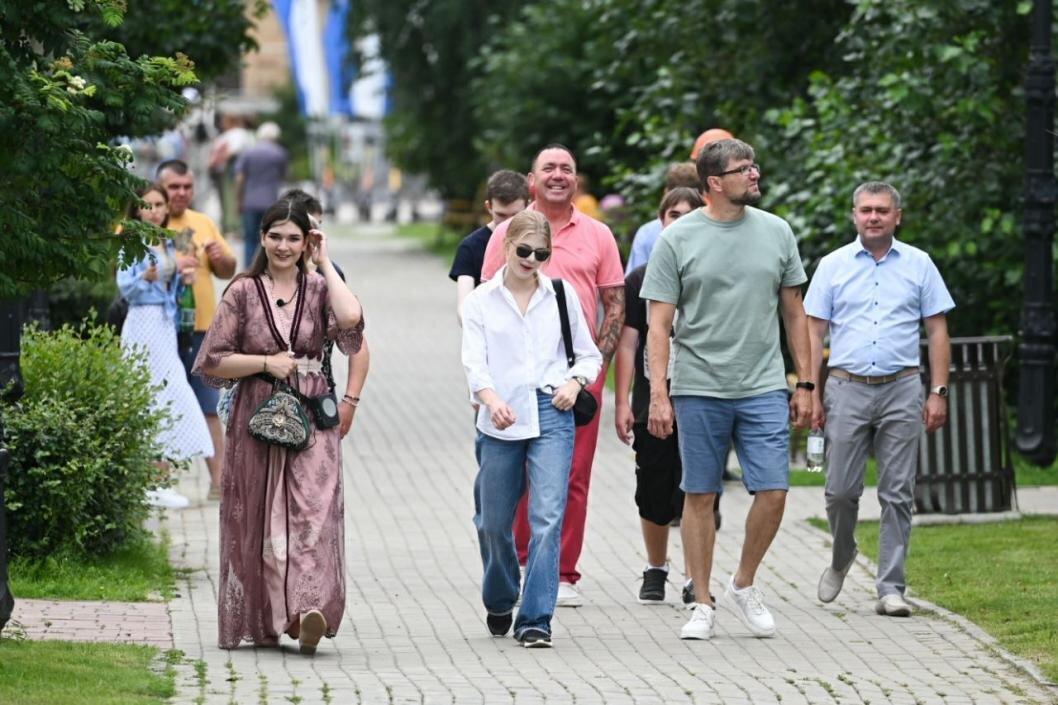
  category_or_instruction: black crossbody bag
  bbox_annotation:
[553,279,599,427]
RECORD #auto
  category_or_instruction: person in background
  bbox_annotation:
[280,188,370,437]
[236,122,289,267]
[157,159,238,500]
[625,128,733,274]
[573,173,603,221]
[481,144,625,608]
[117,184,213,509]
[463,210,602,647]
[449,170,529,324]
[615,187,705,605]
[624,162,702,274]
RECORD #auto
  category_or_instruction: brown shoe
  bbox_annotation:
[298,610,327,655]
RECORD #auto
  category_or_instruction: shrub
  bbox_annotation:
[1,318,171,559]
[46,277,120,331]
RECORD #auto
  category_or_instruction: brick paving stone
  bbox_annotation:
[155,223,1058,705]
[0,597,171,647]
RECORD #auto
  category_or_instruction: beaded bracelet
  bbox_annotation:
[342,395,360,407]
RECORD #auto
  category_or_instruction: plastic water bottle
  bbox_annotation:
[806,429,825,472]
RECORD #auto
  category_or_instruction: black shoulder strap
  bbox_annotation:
[252,275,288,350]
[553,278,575,368]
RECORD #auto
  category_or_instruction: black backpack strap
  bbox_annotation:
[553,278,575,368]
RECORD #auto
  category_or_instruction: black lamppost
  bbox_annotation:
[1016,0,1058,467]
[0,299,25,632]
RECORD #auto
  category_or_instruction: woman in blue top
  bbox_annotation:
[117,184,213,508]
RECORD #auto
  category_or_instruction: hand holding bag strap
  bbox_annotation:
[553,278,576,368]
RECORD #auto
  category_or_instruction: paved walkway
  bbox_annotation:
[2,598,171,647]
[158,224,1055,704]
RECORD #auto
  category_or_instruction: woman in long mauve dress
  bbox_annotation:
[193,199,363,654]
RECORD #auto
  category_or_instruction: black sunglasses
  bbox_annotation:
[515,244,551,262]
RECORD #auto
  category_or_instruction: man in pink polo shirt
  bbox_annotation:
[481,144,625,606]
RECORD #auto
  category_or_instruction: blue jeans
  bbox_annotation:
[473,392,574,638]
[243,209,265,267]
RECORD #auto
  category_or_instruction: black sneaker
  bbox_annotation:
[682,581,696,606]
[638,568,668,604]
[486,612,512,637]
[518,628,552,648]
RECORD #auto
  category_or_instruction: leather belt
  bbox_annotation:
[828,367,919,385]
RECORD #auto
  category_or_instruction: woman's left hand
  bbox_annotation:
[551,379,581,411]
[308,228,329,266]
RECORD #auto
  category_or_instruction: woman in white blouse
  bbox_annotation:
[461,209,602,648]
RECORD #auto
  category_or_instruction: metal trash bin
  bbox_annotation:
[915,336,1015,514]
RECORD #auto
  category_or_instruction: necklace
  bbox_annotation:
[265,272,298,308]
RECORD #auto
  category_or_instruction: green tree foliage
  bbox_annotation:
[0,0,196,299]
[80,0,267,86]
[1,320,170,559]
[472,0,851,208]
[348,0,522,199]
[764,0,1032,336]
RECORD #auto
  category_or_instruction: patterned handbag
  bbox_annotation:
[247,379,311,451]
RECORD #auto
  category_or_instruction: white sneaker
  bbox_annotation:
[723,576,776,637]
[556,581,583,607]
[875,593,912,617]
[145,487,190,510]
[680,602,716,640]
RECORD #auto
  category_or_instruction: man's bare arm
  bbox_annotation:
[779,286,812,428]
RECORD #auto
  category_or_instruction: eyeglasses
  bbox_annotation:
[716,163,761,178]
[515,244,551,262]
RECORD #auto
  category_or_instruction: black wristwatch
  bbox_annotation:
[573,375,588,389]
[795,381,816,392]
[930,385,949,398]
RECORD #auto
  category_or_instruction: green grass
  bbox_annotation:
[790,458,878,487]
[0,639,175,705]
[1013,453,1058,486]
[808,516,1058,683]
[396,222,464,261]
[9,535,176,602]
[789,450,1058,488]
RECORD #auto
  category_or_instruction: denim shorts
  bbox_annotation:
[673,391,790,495]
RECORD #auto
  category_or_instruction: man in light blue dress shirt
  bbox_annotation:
[805,181,954,618]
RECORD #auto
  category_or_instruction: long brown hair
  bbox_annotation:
[127,184,170,227]
[225,198,310,292]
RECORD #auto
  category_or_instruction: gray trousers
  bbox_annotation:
[823,374,923,597]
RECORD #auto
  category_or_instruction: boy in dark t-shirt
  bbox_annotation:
[449,170,529,323]
[615,188,719,606]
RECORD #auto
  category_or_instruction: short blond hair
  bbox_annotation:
[504,210,551,249]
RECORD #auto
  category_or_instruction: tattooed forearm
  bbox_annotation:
[596,285,625,364]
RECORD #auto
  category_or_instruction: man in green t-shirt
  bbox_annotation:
[640,138,813,641]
